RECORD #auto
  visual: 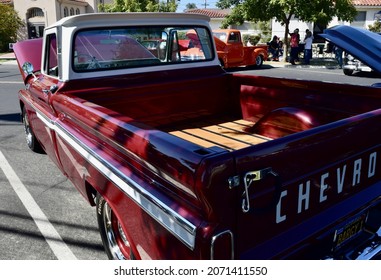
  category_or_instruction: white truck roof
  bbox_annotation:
[47,12,211,30]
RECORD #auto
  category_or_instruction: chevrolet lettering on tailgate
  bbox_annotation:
[277,150,379,224]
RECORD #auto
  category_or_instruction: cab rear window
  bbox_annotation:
[72,26,214,72]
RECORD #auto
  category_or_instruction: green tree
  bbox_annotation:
[368,21,381,32]
[217,0,357,55]
[0,4,24,52]
[186,3,198,10]
[103,0,177,12]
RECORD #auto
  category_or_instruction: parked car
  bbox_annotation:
[213,29,268,68]
[322,27,381,76]
[343,53,372,76]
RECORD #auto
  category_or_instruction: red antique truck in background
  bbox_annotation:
[13,13,381,260]
[213,29,268,68]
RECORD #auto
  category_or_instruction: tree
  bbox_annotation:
[0,4,24,52]
[368,21,381,32]
[186,3,198,10]
[103,0,178,13]
[216,0,357,57]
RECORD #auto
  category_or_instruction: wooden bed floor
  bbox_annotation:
[167,118,271,151]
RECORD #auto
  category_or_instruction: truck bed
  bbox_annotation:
[166,117,270,151]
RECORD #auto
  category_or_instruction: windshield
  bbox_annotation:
[72,26,214,72]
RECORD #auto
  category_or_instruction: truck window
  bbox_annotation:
[228,32,240,43]
[72,26,214,72]
[45,34,59,77]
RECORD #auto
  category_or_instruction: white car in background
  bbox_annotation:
[321,27,380,76]
[343,53,372,76]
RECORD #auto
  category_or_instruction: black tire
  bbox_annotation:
[343,69,354,76]
[255,55,264,67]
[22,106,44,153]
[96,193,135,260]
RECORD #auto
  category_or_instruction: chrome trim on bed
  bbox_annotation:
[25,102,198,249]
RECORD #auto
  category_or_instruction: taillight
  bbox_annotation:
[211,230,234,259]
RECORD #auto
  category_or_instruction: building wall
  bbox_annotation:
[13,0,108,40]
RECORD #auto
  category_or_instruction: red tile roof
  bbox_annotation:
[0,0,13,4]
[352,0,381,5]
[186,1,381,19]
[185,8,231,18]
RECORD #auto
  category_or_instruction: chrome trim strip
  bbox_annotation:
[32,108,197,249]
[211,230,234,260]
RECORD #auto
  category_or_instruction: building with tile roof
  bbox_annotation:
[185,8,230,19]
[187,1,381,43]
[353,0,381,5]
[7,0,113,40]
[185,8,232,29]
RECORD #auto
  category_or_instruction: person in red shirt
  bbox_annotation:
[289,28,300,65]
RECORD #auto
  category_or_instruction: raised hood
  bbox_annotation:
[320,25,381,73]
[13,38,43,82]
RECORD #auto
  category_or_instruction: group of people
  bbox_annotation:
[289,28,313,65]
[267,28,344,67]
[267,28,313,64]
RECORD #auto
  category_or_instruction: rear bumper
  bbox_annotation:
[326,226,381,260]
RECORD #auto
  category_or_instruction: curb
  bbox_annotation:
[0,52,16,60]
[265,57,340,69]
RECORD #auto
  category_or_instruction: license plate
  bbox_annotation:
[333,214,366,250]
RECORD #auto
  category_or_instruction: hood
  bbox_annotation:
[13,38,43,82]
[320,25,381,73]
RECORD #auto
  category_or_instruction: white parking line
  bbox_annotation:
[0,151,77,260]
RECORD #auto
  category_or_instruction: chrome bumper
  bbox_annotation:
[355,227,381,260]
[343,64,372,72]
[326,227,381,260]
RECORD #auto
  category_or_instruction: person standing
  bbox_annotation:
[289,28,300,65]
[303,31,313,64]
[334,45,343,68]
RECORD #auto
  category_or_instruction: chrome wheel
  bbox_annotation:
[97,194,135,260]
[22,106,44,153]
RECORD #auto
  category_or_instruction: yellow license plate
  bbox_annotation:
[333,215,366,250]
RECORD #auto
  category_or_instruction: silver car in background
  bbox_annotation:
[343,53,372,76]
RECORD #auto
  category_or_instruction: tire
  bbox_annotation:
[96,193,135,260]
[343,69,354,76]
[255,55,263,67]
[22,106,44,153]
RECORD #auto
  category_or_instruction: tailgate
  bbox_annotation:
[233,109,381,259]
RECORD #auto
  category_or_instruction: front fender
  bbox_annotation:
[216,51,228,67]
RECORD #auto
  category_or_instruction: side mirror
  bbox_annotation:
[22,62,34,75]
[22,62,37,81]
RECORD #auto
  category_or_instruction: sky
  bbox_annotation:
[176,0,218,12]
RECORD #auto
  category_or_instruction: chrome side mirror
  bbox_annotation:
[22,62,34,75]
[22,62,37,81]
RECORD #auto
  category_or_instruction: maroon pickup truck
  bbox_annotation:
[14,13,381,260]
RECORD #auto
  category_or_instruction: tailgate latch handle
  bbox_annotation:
[242,168,279,213]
